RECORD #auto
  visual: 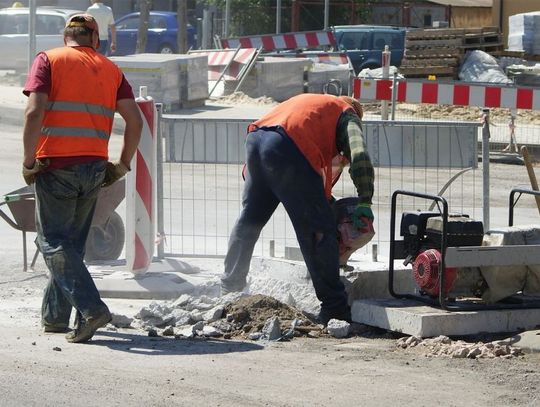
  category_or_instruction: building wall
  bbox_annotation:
[371,3,447,28]
[492,0,540,47]
[450,7,492,28]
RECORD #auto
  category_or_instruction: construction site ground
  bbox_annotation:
[1,82,540,406]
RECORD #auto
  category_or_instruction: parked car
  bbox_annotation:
[113,11,196,56]
[0,6,83,70]
[332,25,406,74]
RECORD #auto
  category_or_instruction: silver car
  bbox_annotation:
[0,7,83,70]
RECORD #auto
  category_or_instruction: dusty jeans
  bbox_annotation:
[35,161,109,328]
[221,129,349,316]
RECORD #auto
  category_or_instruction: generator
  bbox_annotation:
[389,188,540,311]
[399,211,485,298]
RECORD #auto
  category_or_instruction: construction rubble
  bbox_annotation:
[397,335,523,359]
[97,290,528,360]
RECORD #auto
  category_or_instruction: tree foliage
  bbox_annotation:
[204,0,373,36]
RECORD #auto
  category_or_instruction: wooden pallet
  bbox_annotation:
[400,26,503,78]
[406,28,465,40]
[404,49,462,58]
[399,66,457,78]
[406,38,463,48]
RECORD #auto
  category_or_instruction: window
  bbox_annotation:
[340,32,369,50]
[37,15,65,35]
[0,14,28,34]
[116,16,139,30]
[424,14,432,27]
[149,16,167,30]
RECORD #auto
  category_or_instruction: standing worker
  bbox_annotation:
[22,14,142,343]
[86,0,116,55]
[220,94,375,324]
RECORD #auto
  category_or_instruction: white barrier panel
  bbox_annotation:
[126,88,157,275]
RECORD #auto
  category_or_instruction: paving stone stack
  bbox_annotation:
[507,12,540,55]
[227,57,311,102]
[111,53,208,110]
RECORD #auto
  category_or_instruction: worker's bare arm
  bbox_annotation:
[22,92,48,168]
[116,98,143,167]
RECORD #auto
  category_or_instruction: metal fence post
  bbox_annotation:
[156,103,165,259]
[390,72,397,121]
[482,109,490,231]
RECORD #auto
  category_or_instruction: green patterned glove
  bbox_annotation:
[352,203,374,228]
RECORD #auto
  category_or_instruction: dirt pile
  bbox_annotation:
[219,294,320,339]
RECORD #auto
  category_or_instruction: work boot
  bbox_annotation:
[317,306,352,326]
[65,309,111,343]
[220,283,243,296]
[43,324,70,334]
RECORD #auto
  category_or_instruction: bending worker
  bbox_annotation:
[22,14,142,343]
[221,93,375,324]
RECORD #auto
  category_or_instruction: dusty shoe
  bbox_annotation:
[43,324,70,333]
[317,306,352,326]
[65,310,111,343]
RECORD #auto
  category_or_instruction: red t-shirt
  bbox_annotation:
[23,47,135,169]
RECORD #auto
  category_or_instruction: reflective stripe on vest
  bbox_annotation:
[46,101,115,119]
[40,126,109,140]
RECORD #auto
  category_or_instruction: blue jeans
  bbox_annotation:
[97,39,109,56]
[36,161,109,328]
[221,129,349,315]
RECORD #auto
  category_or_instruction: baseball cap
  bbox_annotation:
[339,96,363,120]
[65,14,99,47]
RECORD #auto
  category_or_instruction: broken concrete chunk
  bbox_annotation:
[327,319,350,338]
[162,326,175,336]
[176,326,194,338]
[262,317,282,340]
[204,306,224,323]
[201,326,223,337]
[189,310,205,323]
[171,294,192,308]
[248,332,263,340]
[111,313,133,328]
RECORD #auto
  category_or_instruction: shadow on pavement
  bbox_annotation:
[89,330,264,355]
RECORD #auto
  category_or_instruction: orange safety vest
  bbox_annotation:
[35,46,123,159]
[248,94,351,198]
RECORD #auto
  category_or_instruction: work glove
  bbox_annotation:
[22,158,49,185]
[102,160,130,188]
[352,203,374,228]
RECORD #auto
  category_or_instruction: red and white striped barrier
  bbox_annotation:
[352,78,540,110]
[220,30,336,52]
[126,87,157,275]
[191,48,257,81]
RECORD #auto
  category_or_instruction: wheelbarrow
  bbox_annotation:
[0,179,126,271]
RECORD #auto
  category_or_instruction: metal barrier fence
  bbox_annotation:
[160,112,482,258]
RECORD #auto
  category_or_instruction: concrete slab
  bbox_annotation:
[352,298,540,338]
[501,329,540,353]
[89,257,221,300]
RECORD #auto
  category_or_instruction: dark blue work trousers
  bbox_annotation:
[36,161,110,329]
[222,129,348,315]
